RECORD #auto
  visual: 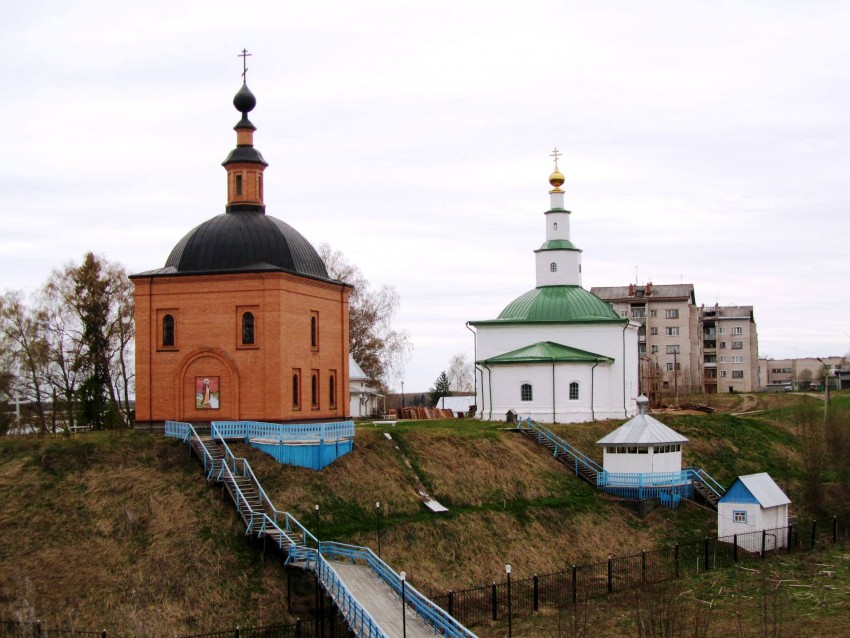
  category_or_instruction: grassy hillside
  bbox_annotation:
[1,392,844,633]
[0,432,292,636]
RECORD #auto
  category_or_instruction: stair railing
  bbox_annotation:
[306,547,387,638]
[519,417,603,476]
[212,423,319,549]
[687,467,726,499]
[165,421,218,477]
[320,542,479,638]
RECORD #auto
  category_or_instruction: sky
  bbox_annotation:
[1,0,849,391]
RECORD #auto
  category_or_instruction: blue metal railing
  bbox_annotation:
[687,467,726,500]
[212,420,355,443]
[320,542,478,638]
[518,417,603,478]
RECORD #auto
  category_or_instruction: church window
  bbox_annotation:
[550,262,557,272]
[162,314,175,347]
[520,383,533,401]
[242,312,255,345]
[311,312,319,350]
[236,174,243,196]
[329,373,336,408]
[258,174,263,199]
[553,222,558,230]
[292,373,301,408]
[569,382,579,400]
[311,372,319,408]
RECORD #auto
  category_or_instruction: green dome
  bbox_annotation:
[496,286,625,323]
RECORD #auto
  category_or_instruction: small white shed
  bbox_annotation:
[596,396,688,475]
[349,356,383,418]
[718,473,791,549]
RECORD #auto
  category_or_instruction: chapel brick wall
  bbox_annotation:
[132,271,350,425]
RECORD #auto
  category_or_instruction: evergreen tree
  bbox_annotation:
[70,253,112,429]
[428,371,451,407]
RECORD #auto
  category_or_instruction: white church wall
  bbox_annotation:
[475,321,639,423]
[536,252,581,286]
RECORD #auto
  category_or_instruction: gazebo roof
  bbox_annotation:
[597,397,688,446]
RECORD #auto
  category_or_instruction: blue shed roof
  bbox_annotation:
[719,473,790,508]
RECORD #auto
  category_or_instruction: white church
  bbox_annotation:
[469,152,640,423]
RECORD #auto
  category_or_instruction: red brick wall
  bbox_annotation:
[133,271,350,424]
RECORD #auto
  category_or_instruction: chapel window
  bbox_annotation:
[162,314,175,347]
[550,262,557,272]
[242,312,255,345]
[311,313,319,349]
[521,383,533,401]
[311,374,319,408]
[569,381,579,400]
[329,374,336,408]
[236,174,243,196]
[553,222,558,230]
[292,374,300,408]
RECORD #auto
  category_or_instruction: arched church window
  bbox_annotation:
[242,312,255,345]
[569,382,579,400]
[162,314,174,347]
[311,314,319,349]
[521,383,533,401]
[292,374,300,408]
[258,174,263,199]
[329,374,336,408]
[236,174,243,196]
[311,374,319,408]
[550,262,557,272]
[553,222,558,230]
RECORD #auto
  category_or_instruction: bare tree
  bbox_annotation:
[0,292,50,431]
[319,243,412,391]
[447,353,474,393]
[795,399,826,515]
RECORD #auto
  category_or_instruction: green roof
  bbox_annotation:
[536,239,579,251]
[471,286,626,325]
[479,341,614,365]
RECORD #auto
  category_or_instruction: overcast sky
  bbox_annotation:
[2,1,848,391]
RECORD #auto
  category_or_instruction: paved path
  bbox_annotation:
[328,560,437,638]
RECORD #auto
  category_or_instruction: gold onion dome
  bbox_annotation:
[549,169,565,192]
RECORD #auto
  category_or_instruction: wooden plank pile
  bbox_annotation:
[397,407,456,420]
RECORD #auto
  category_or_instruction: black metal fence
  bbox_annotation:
[431,515,850,628]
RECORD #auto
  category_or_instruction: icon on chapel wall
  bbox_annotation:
[196,377,220,410]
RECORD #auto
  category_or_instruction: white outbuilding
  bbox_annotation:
[469,154,640,423]
[596,395,689,475]
[718,473,791,549]
[349,356,383,418]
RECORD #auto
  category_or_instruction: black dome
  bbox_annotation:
[165,210,330,279]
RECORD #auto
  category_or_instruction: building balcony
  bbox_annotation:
[704,362,717,368]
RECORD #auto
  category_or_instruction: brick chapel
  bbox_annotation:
[131,78,351,427]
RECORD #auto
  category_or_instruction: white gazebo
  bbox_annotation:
[597,396,688,475]
[718,473,791,549]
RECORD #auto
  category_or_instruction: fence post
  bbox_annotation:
[491,582,497,621]
[296,618,301,638]
[833,516,838,543]
[761,529,767,558]
[811,519,817,549]
[674,543,679,578]
[235,625,240,638]
[607,556,613,593]
[788,524,793,553]
[571,565,577,604]
[641,550,646,584]
[448,590,454,617]
[533,575,539,611]
[733,535,738,563]
[703,537,709,572]
[102,629,106,638]
[36,619,41,638]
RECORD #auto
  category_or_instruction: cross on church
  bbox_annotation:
[238,48,252,81]
[550,147,562,169]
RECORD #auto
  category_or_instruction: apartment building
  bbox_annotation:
[590,283,701,396]
[591,283,760,395]
[701,305,759,393]
[759,356,847,390]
